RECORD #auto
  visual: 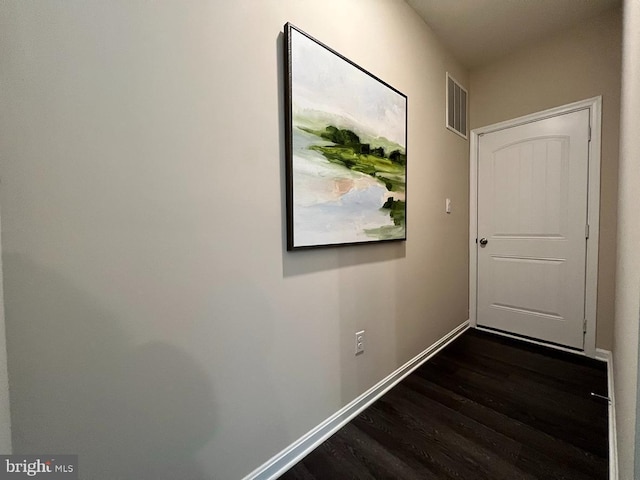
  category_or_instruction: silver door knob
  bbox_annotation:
[479,238,488,246]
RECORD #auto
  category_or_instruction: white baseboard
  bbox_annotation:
[242,319,470,480]
[595,348,618,480]
[595,348,610,363]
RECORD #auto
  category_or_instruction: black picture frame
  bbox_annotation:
[284,23,408,251]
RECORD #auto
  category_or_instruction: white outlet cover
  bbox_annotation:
[355,330,365,355]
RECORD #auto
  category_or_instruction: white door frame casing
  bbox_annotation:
[469,97,602,358]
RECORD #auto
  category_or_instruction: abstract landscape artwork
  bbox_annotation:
[284,23,408,250]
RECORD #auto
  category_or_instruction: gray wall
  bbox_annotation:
[0,1,470,478]
[614,0,640,477]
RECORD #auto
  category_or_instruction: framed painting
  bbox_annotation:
[284,23,408,250]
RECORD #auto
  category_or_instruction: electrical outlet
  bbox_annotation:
[355,330,365,355]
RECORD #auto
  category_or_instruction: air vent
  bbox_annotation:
[446,73,467,139]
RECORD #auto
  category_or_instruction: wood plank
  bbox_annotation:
[279,329,608,480]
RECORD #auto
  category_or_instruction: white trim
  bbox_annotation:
[242,320,470,480]
[469,97,602,358]
[469,129,479,329]
[595,348,618,480]
[583,98,602,358]
[595,348,610,363]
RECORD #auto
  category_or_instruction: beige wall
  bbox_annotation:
[614,0,640,477]
[469,8,622,350]
[0,1,469,478]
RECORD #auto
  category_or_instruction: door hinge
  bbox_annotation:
[583,318,587,333]
[588,125,592,142]
[585,224,590,239]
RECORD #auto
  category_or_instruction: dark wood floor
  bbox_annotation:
[279,328,608,480]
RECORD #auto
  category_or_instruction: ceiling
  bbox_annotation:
[406,0,621,68]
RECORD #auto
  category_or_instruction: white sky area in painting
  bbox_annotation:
[291,29,406,148]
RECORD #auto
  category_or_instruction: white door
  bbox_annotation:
[476,109,590,349]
